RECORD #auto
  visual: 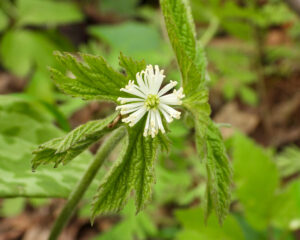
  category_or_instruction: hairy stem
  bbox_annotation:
[49,126,126,240]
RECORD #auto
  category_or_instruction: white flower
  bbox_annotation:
[116,65,185,138]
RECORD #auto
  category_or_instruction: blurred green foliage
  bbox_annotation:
[0,0,300,239]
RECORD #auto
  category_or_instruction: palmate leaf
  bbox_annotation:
[160,0,207,95]
[50,52,128,102]
[91,120,157,220]
[32,111,119,169]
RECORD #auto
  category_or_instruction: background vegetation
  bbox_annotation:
[0,0,300,239]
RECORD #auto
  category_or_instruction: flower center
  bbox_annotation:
[145,94,159,109]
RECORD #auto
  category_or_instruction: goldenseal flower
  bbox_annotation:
[116,65,185,138]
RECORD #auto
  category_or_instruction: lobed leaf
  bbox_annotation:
[50,52,128,102]
[91,120,158,220]
[32,111,119,169]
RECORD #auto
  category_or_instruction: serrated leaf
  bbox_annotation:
[183,91,231,224]
[16,0,83,26]
[51,52,128,102]
[32,111,119,169]
[204,121,232,224]
[183,89,211,160]
[91,120,157,220]
[119,52,146,80]
[160,0,207,95]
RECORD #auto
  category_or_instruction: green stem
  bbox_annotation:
[199,16,219,47]
[49,127,126,240]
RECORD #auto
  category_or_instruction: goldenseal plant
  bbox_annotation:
[31,0,231,239]
[117,65,185,137]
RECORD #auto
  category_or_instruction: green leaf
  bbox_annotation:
[233,133,279,230]
[50,52,127,102]
[0,112,62,145]
[119,52,146,80]
[204,121,232,224]
[88,22,171,66]
[275,146,300,177]
[0,106,91,198]
[94,200,157,240]
[183,88,231,224]
[0,9,9,32]
[0,97,118,199]
[160,0,207,95]
[271,180,300,230]
[89,22,161,55]
[92,120,157,220]
[0,132,96,198]
[32,111,119,169]
[16,0,83,26]
[99,0,139,17]
[175,207,244,240]
[0,198,26,217]
[0,29,58,76]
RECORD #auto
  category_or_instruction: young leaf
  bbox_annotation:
[32,112,119,169]
[92,120,157,220]
[50,52,128,102]
[160,0,207,95]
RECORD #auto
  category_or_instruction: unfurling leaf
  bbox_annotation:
[92,120,157,220]
[50,52,128,102]
[32,112,119,169]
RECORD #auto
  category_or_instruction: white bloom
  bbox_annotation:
[116,65,185,138]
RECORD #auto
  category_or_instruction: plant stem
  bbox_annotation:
[48,126,126,240]
[199,16,219,47]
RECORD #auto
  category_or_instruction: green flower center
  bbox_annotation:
[145,94,159,109]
